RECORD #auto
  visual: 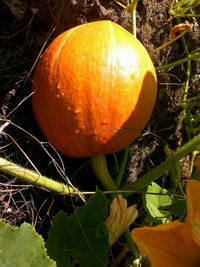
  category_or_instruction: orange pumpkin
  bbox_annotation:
[32,20,157,158]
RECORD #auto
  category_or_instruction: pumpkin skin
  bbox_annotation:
[32,20,157,158]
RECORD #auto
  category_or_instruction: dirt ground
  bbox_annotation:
[0,0,199,253]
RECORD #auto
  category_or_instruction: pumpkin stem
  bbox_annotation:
[90,155,118,191]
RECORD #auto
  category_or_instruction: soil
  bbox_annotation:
[0,0,199,265]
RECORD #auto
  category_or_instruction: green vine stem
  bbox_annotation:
[113,0,138,37]
[163,145,182,189]
[124,229,139,258]
[149,26,191,56]
[129,0,138,37]
[122,132,200,191]
[175,16,192,140]
[90,156,118,191]
[0,157,75,195]
[115,147,129,188]
[175,14,200,17]
[169,0,200,19]
[155,52,199,71]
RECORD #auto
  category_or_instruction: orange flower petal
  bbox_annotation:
[191,212,200,247]
[186,180,200,223]
[132,221,200,267]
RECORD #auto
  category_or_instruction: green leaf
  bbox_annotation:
[143,182,173,223]
[168,199,186,218]
[0,221,56,267]
[46,190,109,267]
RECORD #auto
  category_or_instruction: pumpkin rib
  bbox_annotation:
[49,28,80,149]
[33,28,79,153]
